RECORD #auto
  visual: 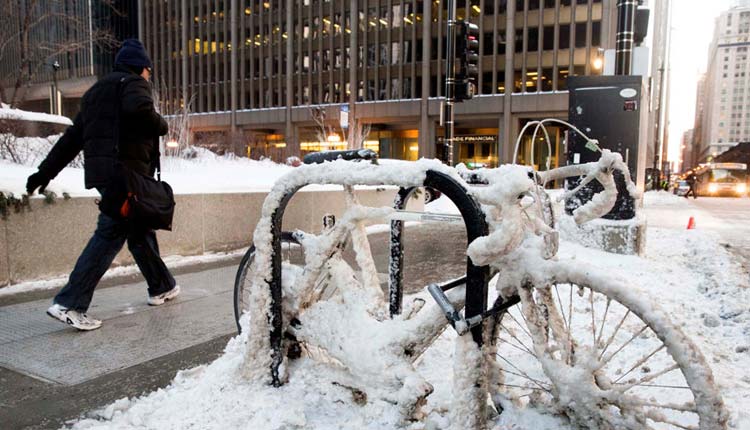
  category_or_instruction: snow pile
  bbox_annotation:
[0,104,73,126]
[0,134,73,166]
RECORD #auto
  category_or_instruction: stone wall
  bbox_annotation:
[0,187,421,287]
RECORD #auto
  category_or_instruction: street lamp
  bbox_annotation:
[50,61,61,115]
[592,57,603,71]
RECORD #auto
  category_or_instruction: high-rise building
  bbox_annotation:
[0,0,139,117]
[697,2,750,163]
[679,128,693,172]
[141,0,644,166]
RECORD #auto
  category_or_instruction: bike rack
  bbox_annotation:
[389,171,489,345]
[264,167,489,386]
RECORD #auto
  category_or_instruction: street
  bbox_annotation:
[644,194,750,271]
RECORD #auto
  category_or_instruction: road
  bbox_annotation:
[693,196,750,270]
[645,194,750,271]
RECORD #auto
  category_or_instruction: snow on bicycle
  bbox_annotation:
[234,126,727,430]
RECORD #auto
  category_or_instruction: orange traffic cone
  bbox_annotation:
[687,216,696,230]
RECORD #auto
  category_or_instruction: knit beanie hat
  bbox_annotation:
[115,39,153,69]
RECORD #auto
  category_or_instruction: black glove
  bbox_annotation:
[26,171,50,195]
[157,114,169,136]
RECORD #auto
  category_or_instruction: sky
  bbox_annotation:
[667,0,734,162]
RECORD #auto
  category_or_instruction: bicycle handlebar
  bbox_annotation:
[546,150,637,224]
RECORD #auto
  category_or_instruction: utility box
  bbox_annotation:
[566,75,649,220]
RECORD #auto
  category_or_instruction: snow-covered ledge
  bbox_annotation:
[0,188,419,288]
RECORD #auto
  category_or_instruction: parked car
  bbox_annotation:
[673,180,690,196]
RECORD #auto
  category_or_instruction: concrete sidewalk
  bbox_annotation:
[0,262,240,429]
[0,223,468,429]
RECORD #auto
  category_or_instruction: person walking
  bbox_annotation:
[25,39,180,331]
[685,173,698,199]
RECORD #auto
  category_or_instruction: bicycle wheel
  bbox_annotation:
[233,232,304,333]
[489,265,727,430]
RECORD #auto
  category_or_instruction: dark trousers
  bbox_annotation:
[54,211,176,312]
[685,185,697,199]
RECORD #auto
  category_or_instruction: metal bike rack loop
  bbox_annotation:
[265,169,489,386]
[390,170,490,346]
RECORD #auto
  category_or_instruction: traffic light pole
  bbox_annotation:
[442,0,457,166]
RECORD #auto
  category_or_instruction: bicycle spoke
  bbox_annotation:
[496,337,536,357]
[505,311,533,339]
[645,413,698,430]
[554,284,569,332]
[624,383,692,390]
[598,310,631,360]
[495,354,552,393]
[499,321,536,357]
[627,399,697,413]
[499,366,552,389]
[568,284,573,339]
[596,298,612,347]
[614,344,667,384]
[600,324,648,368]
[616,363,680,392]
[496,382,549,392]
[589,290,597,347]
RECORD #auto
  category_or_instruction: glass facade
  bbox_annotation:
[143,0,605,115]
[141,0,610,161]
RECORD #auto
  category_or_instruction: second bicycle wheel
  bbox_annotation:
[233,231,305,333]
[488,265,727,430]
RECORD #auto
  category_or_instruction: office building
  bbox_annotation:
[0,0,139,117]
[142,0,635,167]
[696,2,750,162]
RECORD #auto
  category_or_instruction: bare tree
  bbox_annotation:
[310,105,371,151]
[0,0,120,108]
[152,81,195,158]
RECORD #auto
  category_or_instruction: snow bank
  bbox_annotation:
[1,147,294,197]
[0,104,73,126]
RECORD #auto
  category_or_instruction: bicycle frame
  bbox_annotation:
[255,162,490,386]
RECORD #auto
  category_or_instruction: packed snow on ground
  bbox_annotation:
[66,191,750,430]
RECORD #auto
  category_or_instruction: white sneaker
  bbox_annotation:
[47,303,102,331]
[147,285,181,306]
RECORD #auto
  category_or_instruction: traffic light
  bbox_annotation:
[455,21,479,101]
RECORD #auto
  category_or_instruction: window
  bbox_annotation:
[515,29,524,53]
[559,24,570,50]
[543,26,555,50]
[484,32,494,55]
[528,27,539,51]
[592,21,601,46]
[572,24,586,48]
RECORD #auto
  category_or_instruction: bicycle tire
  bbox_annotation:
[489,262,727,430]
[233,231,300,333]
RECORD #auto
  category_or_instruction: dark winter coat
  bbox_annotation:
[37,66,168,189]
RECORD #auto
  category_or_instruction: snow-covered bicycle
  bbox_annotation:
[234,138,727,429]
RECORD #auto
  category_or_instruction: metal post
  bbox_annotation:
[51,61,60,115]
[615,0,637,75]
[442,0,457,166]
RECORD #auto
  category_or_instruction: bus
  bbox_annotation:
[692,162,748,197]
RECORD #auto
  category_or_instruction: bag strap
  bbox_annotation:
[114,74,162,182]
